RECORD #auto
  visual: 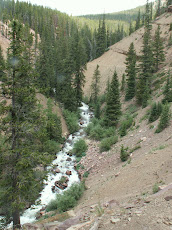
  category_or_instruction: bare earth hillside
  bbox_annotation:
[83,13,172,97]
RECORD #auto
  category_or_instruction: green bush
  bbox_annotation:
[155,103,171,133]
[104,127,116,137]
[85,118,116,141]
[120,145,129,162]
[119,114,133,137]
[148,102,162,123]
[83,171,89,178]
[43,140,60,155]
[89,124,105,140]
[72,139,87,157]
[152,183,159,194]
[46,182,85,212]
[99,136,118,152]
[63,109,79,133]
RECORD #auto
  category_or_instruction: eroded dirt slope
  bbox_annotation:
[83,13,172,97]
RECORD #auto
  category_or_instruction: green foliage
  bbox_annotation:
[99,136,118,152]
[155,103,171,133]
[63,109,79,133]
[46,182,85,212]
[168,33,172,46]
[119,114,133,137]
[72,139,87,157]
[152,183,159,194]
[137,1,154,106]
[91,65,101,104]
[105,71,121,126]
[129,145,141,153]
[43,140,60,155]
[89,124,105,140]
[120,74,126,92]
[96,16,107,58]
[170,24,172,31]
[83,171,89,178]
[125,42,137,100]
[120,145,129,162]
[45,99,62,143]
[0,20,53,228]
[163,72,172,103]
[0,45,5,81]
[85,118,116,141]
[152,25,165,72]
[95,203,104,217]
[94,102,101,119]
[148,102,162,123]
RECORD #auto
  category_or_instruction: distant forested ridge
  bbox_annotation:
[78,5,146,22]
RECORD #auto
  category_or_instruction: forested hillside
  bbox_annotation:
[0,0,136,110]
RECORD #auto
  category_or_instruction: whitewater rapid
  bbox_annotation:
[19,102,93,224]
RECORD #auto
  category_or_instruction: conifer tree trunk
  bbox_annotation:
[13,209,21,230]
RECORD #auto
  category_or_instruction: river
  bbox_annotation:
[17,102,93,225]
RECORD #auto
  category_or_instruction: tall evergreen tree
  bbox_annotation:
[0,20,51,229]
[163,71,172,103]
[129,21,134,35]
[104,71,121,126]
[125,42,137,100]
[135,9,141,31]
[120,73,126,92]
[73,31,87,107]
[91,64,101,104]
[137,0,153,106]
[152,25,165,72]
[96,15,106,58]
[155,0,162,18]
[0,45,5,81]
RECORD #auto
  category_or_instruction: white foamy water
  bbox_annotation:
[4,102,93,226]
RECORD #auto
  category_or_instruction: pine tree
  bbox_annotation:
[125,42,137,100]
[121,74,126,92]
[104,71,121,126]
[149,102,162,122]
[155,0,161,18]
[96,15,106,58]
[73,32,87,107]
[163,71,172,103]
[0,45,5,81]
[142,80,150,108]
[136,0,153,106]
[153,25,165,72]
[0,20,51,229]
[129,22,133,35]
[155,103,171,133]
[120,145,129,162]
[135,9,141,31]
[91,64,101,104]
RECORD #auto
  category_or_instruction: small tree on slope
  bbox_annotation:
[104,70,121,126]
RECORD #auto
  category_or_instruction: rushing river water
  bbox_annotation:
[14,102,93,225]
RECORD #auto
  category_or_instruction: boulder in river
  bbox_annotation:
[55,176,69,190]
[67,151,73,156]
[66,157,72,161]
[66,170,72,176]
[80,120,84,125]
[55,168,61,173]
